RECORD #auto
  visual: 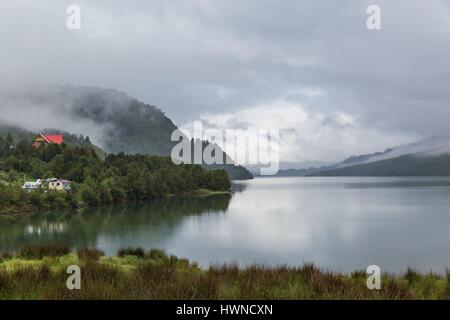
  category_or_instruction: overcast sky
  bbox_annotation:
[1,0,450,163]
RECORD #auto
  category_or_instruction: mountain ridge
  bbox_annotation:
[278,136,450,177]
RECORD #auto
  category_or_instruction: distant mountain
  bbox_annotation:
[311,153,450,177]
[249,160,331,177]
[276,136,450,177]
[275,167,329,177]
[0,85,253,180]
[336,149,394,167]
[274,160,353,177]
[308,136,450,177]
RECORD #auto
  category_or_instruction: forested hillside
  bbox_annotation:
[0,133,230,214]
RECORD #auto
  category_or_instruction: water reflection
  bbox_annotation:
[0,194,231,254]
[230,180,249,193]
[3,177,450,273]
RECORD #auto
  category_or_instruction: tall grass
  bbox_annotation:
[0,245,450,300]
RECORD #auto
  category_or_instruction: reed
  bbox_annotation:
[1,246,449,300]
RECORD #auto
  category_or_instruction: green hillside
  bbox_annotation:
[75,97,178,157]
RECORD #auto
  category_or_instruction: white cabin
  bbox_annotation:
[22,179,42,190]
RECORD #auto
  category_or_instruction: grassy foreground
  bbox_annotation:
[1,246,450,300]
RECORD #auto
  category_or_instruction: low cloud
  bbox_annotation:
[191,99,417,164]
[0,0,449,163]
[0,83,128,147]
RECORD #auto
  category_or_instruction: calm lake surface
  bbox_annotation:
[2,176,450,273]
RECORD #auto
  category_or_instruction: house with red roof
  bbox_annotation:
[31,133,64,149]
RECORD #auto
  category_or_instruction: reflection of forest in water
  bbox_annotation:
[230,181,248,193]
[0,194,232,253]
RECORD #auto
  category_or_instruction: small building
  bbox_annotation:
[22,179,43,191]
[32,133,63,149]
[48,179,71,191]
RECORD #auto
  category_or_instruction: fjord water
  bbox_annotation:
[2,177,450,273]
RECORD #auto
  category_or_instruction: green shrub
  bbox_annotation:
[19,244,69,259]
[146,248,168,261]
[0,252,12,261]
[117,247,145,258]
[77,247,104,261]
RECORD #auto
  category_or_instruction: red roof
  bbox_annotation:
[43,134,63,145]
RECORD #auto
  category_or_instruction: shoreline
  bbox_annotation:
[0,188,231,221]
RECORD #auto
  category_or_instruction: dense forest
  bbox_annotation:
[0,133,230,214]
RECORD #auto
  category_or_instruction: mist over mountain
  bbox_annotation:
[0,84,176,155]
[346,136,450,165]
[0,84,253,180]
[311,153,450,177]
[276,136,450,177]
[5,83,449,179]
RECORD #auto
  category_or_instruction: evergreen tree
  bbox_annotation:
[5,133,13,147]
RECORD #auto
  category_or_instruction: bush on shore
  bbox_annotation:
[19,244,70,259]
[77,248,105,262]
[118,247,145,258]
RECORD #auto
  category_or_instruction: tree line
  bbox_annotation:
[0,134,230,213]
